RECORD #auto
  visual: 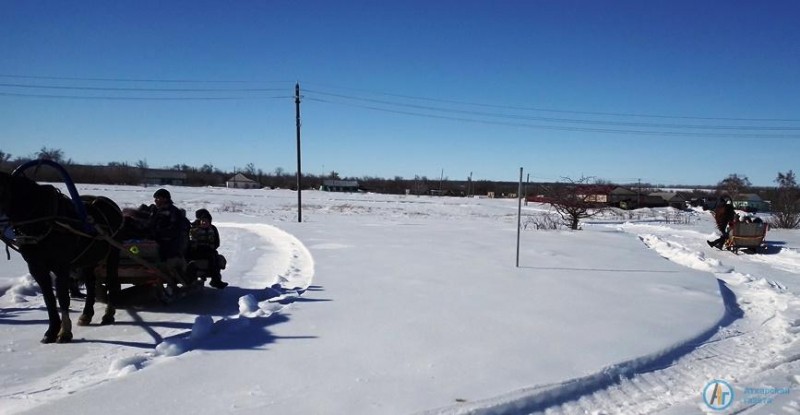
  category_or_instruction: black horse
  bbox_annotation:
[0,172,123,343]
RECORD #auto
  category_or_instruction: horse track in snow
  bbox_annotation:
[430,228,800,415]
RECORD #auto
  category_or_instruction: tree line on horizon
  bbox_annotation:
[1,147,797,228]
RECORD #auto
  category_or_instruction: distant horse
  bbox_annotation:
[0,171,123,343]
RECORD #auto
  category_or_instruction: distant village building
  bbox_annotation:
[610,187,638,207]
[578,185,616,204]
[143,169,187,186]
[226,173,260,189]
[649,192,689,210]
[733,193,770,212]
[320,179,360,192]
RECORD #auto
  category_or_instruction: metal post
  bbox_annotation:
[516,167,523,268]
[525,173,529,206]
[295,82,302,223]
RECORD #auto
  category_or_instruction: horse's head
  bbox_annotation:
[0,172,68,224]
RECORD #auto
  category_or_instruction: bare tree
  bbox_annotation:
[0,150,11,163]
[772,170,800,229]
[717,173,751,199]
[545,176,606,230]
[36,146,64,163]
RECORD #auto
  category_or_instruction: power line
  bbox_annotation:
[0,82,285,93]
[305,97,800,139]
[304,89,800,131]
[0,92,290,100]
[3,75,798,130]
[0,73,291,84]
[303,81,800,123]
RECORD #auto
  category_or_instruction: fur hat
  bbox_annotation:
[153,188,171,200]
[195,208,212,221]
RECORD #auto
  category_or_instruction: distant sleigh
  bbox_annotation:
[724,221,769,254]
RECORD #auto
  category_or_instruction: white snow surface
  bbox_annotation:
[1,185,799,414]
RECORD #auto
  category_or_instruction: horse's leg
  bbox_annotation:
[77,267,95,326]
[53,267,73,343]
[30,265,61,344]
[101,249,119,325]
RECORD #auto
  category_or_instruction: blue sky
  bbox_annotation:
[1,0,799,186]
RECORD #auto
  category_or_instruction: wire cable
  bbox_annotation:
[304,89,800,131]
[303,81,800,123]
[305,97,800,139]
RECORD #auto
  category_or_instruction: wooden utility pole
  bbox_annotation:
[637,178,641,208]
[295,82,302,223]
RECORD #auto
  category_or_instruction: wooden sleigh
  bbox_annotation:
[94,239,226,304]
[724,221,768,254]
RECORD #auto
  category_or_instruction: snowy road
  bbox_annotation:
[444,223,800,415]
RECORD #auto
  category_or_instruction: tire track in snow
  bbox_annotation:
[420,233,799,415]
[0,223,314,415]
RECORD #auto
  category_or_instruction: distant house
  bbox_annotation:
[226,173,260,189]
[577,185,616,205]
[733,193,770,212]
[610,187,639,208]
[143,169,187,186]
[320,179,360,192]
[639,194,669,208]
[649,192,689,210]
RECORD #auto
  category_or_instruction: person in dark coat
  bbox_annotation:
[148,188,186,261]
[189,208,227,289]
[707,196,736,249]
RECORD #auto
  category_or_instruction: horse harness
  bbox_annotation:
[1,186,104,263]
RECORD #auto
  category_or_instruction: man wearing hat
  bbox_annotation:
[707,195,736,249]
[148,188,187,263]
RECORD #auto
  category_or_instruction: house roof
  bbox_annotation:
[227,173,257,183]
[610,187,637,196]
[649,192,687,202]
[575,184,616,195]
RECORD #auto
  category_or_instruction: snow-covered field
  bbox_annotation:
[1,185,799,414]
